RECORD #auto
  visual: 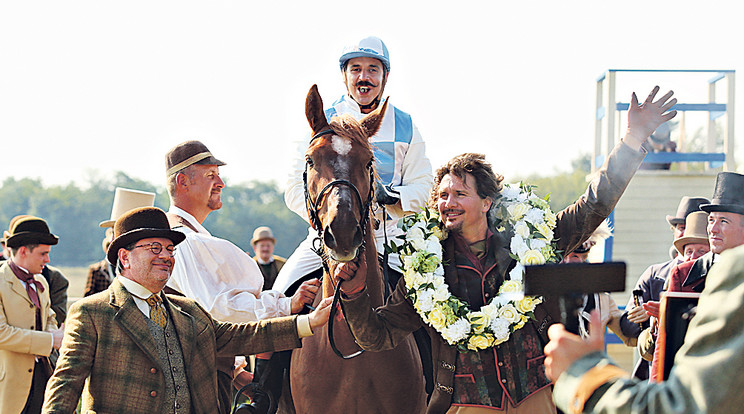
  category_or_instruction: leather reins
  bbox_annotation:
[303,128,373,359]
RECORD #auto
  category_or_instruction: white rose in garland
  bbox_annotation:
[386,182,562,352]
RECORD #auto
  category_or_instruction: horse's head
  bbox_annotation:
[303,84,387,262]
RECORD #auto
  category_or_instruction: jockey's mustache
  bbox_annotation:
[355,80,378,88]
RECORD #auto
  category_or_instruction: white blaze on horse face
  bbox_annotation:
[330,135,352,179]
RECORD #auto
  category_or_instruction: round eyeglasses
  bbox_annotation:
[132,242,177,256]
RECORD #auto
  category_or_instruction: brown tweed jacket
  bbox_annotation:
[42,277,303,414]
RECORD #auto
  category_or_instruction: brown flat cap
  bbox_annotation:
[165,140,226,177]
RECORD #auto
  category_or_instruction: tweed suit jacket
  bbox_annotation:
[554,245,744,414]
[0,262,57,414]
[43,277,303,414]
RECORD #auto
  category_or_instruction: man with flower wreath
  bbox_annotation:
[334,86,677,413]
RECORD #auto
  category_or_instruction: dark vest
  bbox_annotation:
[146,310,192,414]
[448,234,551,408]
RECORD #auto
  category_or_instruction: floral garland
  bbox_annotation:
[387,183,561,352]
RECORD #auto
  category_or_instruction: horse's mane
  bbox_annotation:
[321,114,373,153]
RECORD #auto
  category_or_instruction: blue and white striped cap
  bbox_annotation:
[339,36,391,73]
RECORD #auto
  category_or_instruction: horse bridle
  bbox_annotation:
[303,128,374,359]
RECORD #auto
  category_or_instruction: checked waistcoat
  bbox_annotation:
[145,312,192,414]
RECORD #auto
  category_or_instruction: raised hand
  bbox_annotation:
[624,86,678,151]
[544,311,604,381]
[642,300,661,319]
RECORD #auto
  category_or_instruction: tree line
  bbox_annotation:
[0,155,590,267]
[0,173,309,267]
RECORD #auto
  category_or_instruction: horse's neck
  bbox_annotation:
[324,221,384,306]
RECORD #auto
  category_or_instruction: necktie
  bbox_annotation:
[145,294,168,328]
[9,261,44,309]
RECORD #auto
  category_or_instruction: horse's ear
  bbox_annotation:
[360,98,389,138]
[305,84,330,134]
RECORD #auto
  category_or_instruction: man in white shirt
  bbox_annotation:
[163,140,320,413]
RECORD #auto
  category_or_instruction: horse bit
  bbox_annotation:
[303,128,374,359]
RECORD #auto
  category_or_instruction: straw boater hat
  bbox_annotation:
[165,140,226,177]
[107,207,186,265]
[251,226,276,246]
[700,172,744,215]
[673,211,709,256]
[666,196,710,226]
[99,187,157,228]
[5,216,59,249]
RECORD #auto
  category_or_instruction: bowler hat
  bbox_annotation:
[99,187,156,228]
[5,216,59,249]
[700,172,744,215]
[666,196,710,226]
[165,140,226,177]
[251,226,276,245]
[107,207,186,265]
[673,211,710,256]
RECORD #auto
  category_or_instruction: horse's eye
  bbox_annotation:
[306,156,314,168]
[366,160,373,170]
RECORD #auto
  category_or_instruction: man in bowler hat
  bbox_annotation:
[0,216,65,414]
[42,207,332,414]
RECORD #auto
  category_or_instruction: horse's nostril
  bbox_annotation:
[323,228,337,250]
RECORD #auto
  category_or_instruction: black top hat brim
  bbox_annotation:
[700,203,744,216]
[107,228,186,265]
[5,232,59,249]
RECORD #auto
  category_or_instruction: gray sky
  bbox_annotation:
[2,1,741,190]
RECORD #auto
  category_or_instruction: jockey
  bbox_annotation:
[277,35,434,293]
[263,36,435,408]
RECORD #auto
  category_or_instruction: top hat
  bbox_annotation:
[165,140,226,177]
[100,187,157,228]
[673,211,710,256]
[666,196,711,226]
[700,172,744,215]
[251,226,276,245]
[5,216,59,249]
[107,207,186,265]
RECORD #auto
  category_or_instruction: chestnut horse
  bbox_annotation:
[288,85,426,414]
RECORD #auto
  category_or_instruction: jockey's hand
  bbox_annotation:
[643,300,661,320]
[375,181,400,206]
[308,297,335,330]
[544,310,604,382]
[623,86,678,151]
[626,304,650,324]
[290,278,321,314]
[334,258,367,298]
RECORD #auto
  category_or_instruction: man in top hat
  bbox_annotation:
[84,187,156,297]
[250,226,286,291]
[618,195,709,379]
[42,207,333,414]
[666,172,744,293]
[0,216,65,414]
[163,140,320,412]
